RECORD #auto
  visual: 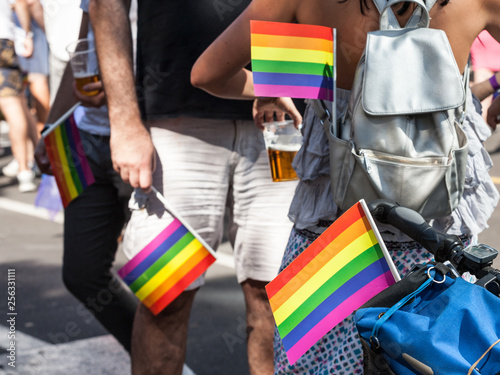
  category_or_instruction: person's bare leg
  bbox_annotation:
[27,73,50,134]
[0,96,30,172]
[132,289,197,375]
[241,279,275,375]
[21,94,40,157]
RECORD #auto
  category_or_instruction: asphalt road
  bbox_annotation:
[0,126,499,375]
[0,124,250,374]
[0,174,249,375]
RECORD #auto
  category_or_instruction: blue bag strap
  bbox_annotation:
[369,266,446,349]
[468,339,500,375]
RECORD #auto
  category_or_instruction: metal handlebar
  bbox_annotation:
[368,199,500,297]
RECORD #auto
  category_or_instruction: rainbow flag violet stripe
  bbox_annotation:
[118,217,217,315]
[251,20,335,101]
[42,104,94,208]
[266,200,400,364]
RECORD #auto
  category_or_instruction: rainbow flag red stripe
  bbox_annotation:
[118,218,217,315]
[266,200,399,364]
[43,110,94,208]
[251,20,335,101]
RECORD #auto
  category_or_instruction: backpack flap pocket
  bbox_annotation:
[329,123,468,218]
[362,28,465,115]
[359,149,451,217]
[328,125,461,217]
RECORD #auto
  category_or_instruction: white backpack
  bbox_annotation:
[314,0,469,219]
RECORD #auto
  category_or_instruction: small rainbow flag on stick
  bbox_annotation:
[42,102,94,208]
[266,200,400,364]
[251,20,335,101]
[118,187,217,315]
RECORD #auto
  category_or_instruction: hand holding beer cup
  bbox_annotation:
[72,79,106,107]
[252,97,302,130]
[262,120,302,182]
[67,38,100,97]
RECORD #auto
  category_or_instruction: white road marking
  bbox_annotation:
[0,197,64,224]
[0,326,197,375]
[0,325,47,351]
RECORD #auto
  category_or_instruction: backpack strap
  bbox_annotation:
[459,60,471,124]
[310,99,333,125]
[372,0,437,30]
[372,0,438,14]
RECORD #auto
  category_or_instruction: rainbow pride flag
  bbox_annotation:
[42,104,94,208]
[251,20,335,101]
[118,215,217,315]
[266,200,400,364]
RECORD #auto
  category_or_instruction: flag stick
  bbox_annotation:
[41,102,82,139]
[332,28,337,137]
[151,186,217,259]
[359,199,401,281]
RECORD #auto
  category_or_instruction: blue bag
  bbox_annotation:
[354,264,500,374]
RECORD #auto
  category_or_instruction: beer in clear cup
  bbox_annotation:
[74,73,100,96]
[263,120,302,182]
[66,38,99,96]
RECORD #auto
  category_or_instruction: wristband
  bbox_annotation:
[21,30,33,39]
[489,74,500,91]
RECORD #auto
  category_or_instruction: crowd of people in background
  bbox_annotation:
[2,0,500,374]
[1,0,41,192]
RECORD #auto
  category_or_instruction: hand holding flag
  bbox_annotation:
[118,187,217,315]
[42,102,95,208]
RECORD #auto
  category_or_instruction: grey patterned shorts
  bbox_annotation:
[273,226,472,374]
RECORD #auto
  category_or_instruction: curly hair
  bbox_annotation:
[341,0,450,15]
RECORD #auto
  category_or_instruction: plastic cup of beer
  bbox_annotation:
[66,38,100,96]
[262,120,302,182]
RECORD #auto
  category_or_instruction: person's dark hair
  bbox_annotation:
[340,0,450,15]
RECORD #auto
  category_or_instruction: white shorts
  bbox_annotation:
[122,116,297,289]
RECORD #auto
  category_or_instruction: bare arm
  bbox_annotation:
[471,71,500,102]
[88,0,155,191]
[27,0,44,31]
[191,0,297,98]
[190,5,254,99]
[14,0,31,33]
[486,96,500,131]
[13,0,33,57]
[191,0,302,126]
